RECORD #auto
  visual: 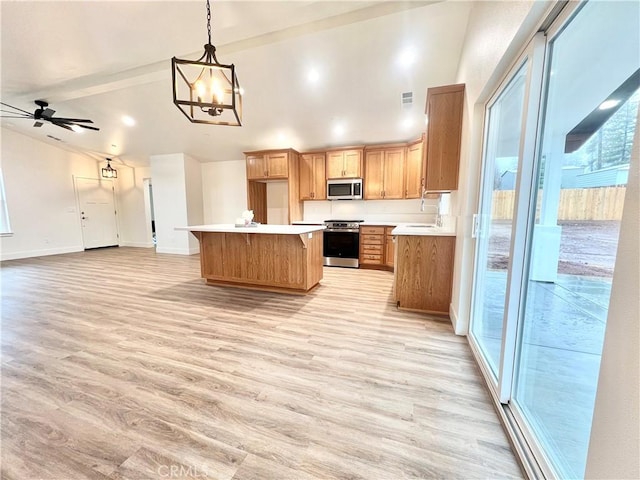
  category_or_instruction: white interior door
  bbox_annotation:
[75,177,119,249]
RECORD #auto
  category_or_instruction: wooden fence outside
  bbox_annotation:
[491,186,627,221]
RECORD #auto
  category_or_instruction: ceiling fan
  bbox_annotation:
[0,100,100,132]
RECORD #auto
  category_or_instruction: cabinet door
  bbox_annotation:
[405,141,424,198]
[395,235,455,314]
[385,228,395,268]
[299,154,315,200]
[266,152,289,178]
[382,148,405,199]
[326,152,345,179]
[312,154,327,200]
[246,155,266,179]
[343,150,362,177]
[364,151,384,199]
[425,84,464,191]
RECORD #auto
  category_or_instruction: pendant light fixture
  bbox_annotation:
[171,0,242,126]
[101,158,117,179]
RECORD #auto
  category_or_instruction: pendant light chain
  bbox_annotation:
[206,0,212,46]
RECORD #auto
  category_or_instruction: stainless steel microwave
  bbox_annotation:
[327,178,363,200]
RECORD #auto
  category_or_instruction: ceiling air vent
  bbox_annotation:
[401,91,413,109]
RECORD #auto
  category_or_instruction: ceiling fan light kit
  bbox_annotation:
[101,158,118,179]
[171,0,242,126]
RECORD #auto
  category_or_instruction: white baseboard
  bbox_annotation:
[155,246,199,255]
[119,242,155,248]
[449,303,464,336]
[0,245,83,261]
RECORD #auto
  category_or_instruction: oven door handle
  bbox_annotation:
[324,228,360,233]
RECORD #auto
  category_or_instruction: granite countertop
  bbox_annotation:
[391,223,456,236]
[176,224,326,234]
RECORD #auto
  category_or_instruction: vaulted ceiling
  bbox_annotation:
[1,1,472,167]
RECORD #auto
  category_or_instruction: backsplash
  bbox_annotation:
[303,198,441,223]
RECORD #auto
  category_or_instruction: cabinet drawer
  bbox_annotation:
[361,235,383,244]
[361,226,385,235]
[361,254,383,263]
[362,245,382,254]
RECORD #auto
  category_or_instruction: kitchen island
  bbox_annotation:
[176,224,325,294]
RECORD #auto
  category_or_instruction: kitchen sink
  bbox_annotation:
[404,224,435,228]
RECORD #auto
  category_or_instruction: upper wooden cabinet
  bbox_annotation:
[364,146,405,200]
[299,153,326,200]
[245,150,290,180]
[326,148,363,179]
[425,84,464,191]
[405,137,424,199]
[244,149,302,225]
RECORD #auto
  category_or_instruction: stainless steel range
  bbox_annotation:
[323,219,363,268]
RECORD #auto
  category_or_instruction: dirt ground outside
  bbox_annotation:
[488,220,621,278]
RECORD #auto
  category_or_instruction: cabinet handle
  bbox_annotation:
[405,189,408,197]
[311,192,314,199]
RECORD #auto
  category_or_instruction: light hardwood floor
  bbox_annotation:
[1,247,522,479]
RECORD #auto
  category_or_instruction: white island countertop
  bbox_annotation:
[391,223,456,237]
[176,224,326,235]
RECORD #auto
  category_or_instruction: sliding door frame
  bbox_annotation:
[468,2,593,479]
[468,31,548,402]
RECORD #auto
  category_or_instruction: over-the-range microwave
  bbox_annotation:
[327,178,363,200]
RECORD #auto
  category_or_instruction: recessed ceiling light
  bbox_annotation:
[398,47,417,68]
[122,115,136,126]
[71,125,84,133]
[599,99,620,110]
[307,68,320,84]
[401,117,415,130]
[333,123,345,136]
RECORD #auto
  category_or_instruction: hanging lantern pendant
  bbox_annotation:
[172,0,242,126]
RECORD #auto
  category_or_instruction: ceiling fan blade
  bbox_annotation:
[53,122,73,131]
[0,113,32,118]
[0,102,34,115]
[51,117,94,124]
[73,124,100,131]
[34,121,44,127]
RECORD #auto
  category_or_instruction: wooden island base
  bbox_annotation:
[192,229,324,294]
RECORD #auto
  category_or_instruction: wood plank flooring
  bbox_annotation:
[0,247,523,479]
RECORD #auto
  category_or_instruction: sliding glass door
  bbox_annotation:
[470,1,639,477]
[470,61,529,380]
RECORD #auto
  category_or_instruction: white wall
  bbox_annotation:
[201,160,247,223]
[149,153,193,255]
[116,164,154,248]
[0,128,153,260]
[585,110,639,480]
[266,181,288,224]
[184,154,203,252]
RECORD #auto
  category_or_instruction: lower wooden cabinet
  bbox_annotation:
[385,227,395,268]
[394,235,455,316]
[360,225,395,271]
